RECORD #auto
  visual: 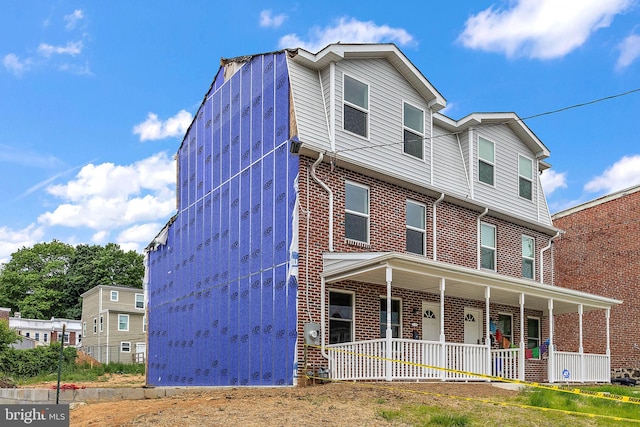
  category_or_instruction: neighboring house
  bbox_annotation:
[9,313,81,349]
[80,285,146,364]
[145,43,619,387]
[553,184,640,380]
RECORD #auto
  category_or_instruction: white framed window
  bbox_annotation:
[329,290,354,344]
[380,297,401,338]
[44,333,48,343]
[403,102,424,159]
[135,293,144,309]
[82,322,86,338]
[518,155,533,200]
[35,333,40,341]
[478,137,495,186]
[118,314,129,332]
[406,200,426,255]
[343,74,369,138]
[522,235,535,279]
[497,313,513,348]
[121,342,131,353]
[345,181,369,243]
[110,290,119,301]
[63,333,69,344]
[93,318,97,334]
[99,315,104,332]
[527,317,541,358]
[480,222,496,271]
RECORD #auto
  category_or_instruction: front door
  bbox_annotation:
[464,308,482,345]
[421,302,440,342]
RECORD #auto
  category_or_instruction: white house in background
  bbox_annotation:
[9,313,82,349]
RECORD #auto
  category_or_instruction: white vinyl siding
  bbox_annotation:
[403,102,424,159]
[432,126,471,197]
[481,222,496,271]
[343,74,369,138]
[519,155,533,200]
[345,181,369,243]
[406,200,426,255]
[522,235,535,279]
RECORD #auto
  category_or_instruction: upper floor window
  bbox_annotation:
[44,333,48,343]
[135,293,144,309]
[329,291,354,344]
[527,317,541,358]
[480,222,496,271]
[118,314,129,332]
[345,181,369,243]
[406,200,426,255]
[35,333,40,341]
[380,298,401,338]
[403,102,424,159]
[522,235,535,279]
[110,290,119,301]
[93,318,97,334]
[519,155,533,200]
[343,75,369,138]
[478,137,495,185]
[82,322,86,338]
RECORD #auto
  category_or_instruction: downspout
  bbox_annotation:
[539,231,559,285]
[310,153,334,252]
[432,193,444,261]
[476,208,489,269]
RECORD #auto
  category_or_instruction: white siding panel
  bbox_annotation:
[432,126,471,198]
[287,59,331,150]
[472,125,552,224]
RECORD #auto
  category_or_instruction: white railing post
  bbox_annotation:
[519,293,526,381]
[485,287,492,379]
[606,308,611,382]
[548,299,555,383]
[385,267,393,382]
[579,304,584,382]
[440,278,446,381]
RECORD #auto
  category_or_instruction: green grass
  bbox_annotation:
[15,362,144,385]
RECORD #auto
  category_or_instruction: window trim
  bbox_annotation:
[406,199,426,255]
[342,73,370,140]
[527,316,541,359]
[110,290,119,302]
[35,332,40,341]
[480,222,496,271]
[135,293,144,309]
[522,234,535,279]
[345,180,370,244]
[518,154,534,201]
[478,137,496,187]
[121,341,131,353]
[328,289,355,344]
[99,315,104,332]
[380,297,402,338]
[118,314,129,332]
[402,101,425,160]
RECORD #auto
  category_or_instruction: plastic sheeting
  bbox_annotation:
[147,52,298,386]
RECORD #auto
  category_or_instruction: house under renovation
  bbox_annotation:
[145,43,620,387]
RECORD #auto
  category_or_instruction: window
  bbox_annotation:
[143,315,147,333]
[478,137,495,185]
[82,322,86,338]
[111,290,119,301]
[522,235,535,279]
[519,155,533,200]
[345,182,369,243]
[527,317,540,357]
[118,314,129,332]
[99,315,104,332]
[403,102,424,159]
[35,333,40,341]
[497,313,513,348]
[63,334,69,344]
[121,342,131,353]
[380,298,401,338]
[93,318,97,334]
[44,333,48,343]
[480,223,496,270]
[135,293,144,309]
[406,200,426,255]
[343,75,368,138]
[329,291,354,344]
[25,332,30,338]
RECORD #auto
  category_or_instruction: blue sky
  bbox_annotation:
[1,1,640,263]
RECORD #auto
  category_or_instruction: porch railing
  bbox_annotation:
[552,351,610,383]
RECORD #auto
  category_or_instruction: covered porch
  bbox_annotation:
[319,252,620,383]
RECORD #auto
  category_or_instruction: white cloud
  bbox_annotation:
[64,9,84,30]
[37,41,84,58]
[584,154,640,194]
[278,17,415,52]
[3,53,31,76]
[616,33,640,69]
[260,10,287,28]
[39,152,176,229]
[0,224,45,265]
[458,0,632,59]
[540,169,568,196]
[91,230,109,244]
[117,223,163,243]
[133,109,193,141]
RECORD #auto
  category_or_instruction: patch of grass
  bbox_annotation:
[429,413,470,426]
[15,362,144,385]
[378,408,402,421]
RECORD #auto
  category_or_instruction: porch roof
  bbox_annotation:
[321,252,621,315]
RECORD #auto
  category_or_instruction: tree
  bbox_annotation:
[0,321,21,352]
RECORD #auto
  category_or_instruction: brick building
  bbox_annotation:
[553,184,640,379]
[145,43,619,387]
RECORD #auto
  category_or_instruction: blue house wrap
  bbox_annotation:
[146,52,299,387]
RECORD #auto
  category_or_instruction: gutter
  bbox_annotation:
[310,153,334,252]
[540,231,560,285]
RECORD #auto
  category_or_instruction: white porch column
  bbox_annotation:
[385,267,393,382]
[519,293,526,381]
[606,308,611,377]
[440,277,446,381]
[485,287,492,379]
[548,299,555,383]
[579,304,584,383]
